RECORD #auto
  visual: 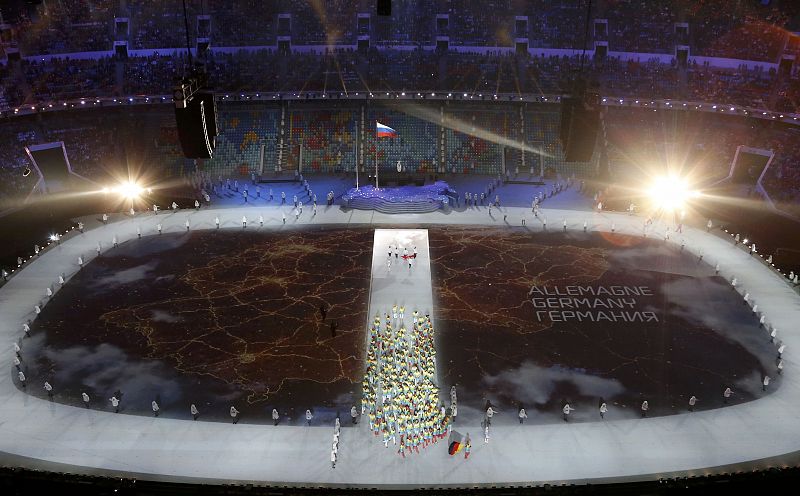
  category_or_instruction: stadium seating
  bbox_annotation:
[444,109,508,175]
[202,104,281,178]
[2,1,800,209]
[287,106,357,173]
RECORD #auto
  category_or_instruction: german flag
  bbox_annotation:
[448,430,464,455]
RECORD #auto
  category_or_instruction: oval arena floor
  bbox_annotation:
[1,202,798,489]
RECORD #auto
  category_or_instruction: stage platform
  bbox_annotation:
[1,205,799,488]
[342,181,455,214]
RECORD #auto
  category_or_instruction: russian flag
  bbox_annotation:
[376,121,397,138]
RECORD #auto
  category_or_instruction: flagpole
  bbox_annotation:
[355,118,359,190]
[375,122,379,189]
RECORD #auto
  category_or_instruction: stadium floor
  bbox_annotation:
[0,203,798,488]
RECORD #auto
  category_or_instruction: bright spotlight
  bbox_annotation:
[49,234,59,242]
[115,181,145,199]
[647,176,694,211]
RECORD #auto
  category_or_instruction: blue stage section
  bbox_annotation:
[342,181,457,214]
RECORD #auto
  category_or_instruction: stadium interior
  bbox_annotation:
[1,1,800,495]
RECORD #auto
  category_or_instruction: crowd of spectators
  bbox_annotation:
[0,0,797,110]
[1,2,800,212]
[0,49,770,107]
[1,1,799,59]
[21,56,116,103]
[4,0,113,55]
[123,53,181,95]
[687,63,774,109]
[5,45,799,115]
[686,0,797,62]
[604,0,676,54]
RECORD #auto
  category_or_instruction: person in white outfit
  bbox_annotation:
[562,403,574,422]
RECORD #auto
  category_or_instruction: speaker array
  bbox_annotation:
[174,90,218,159]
